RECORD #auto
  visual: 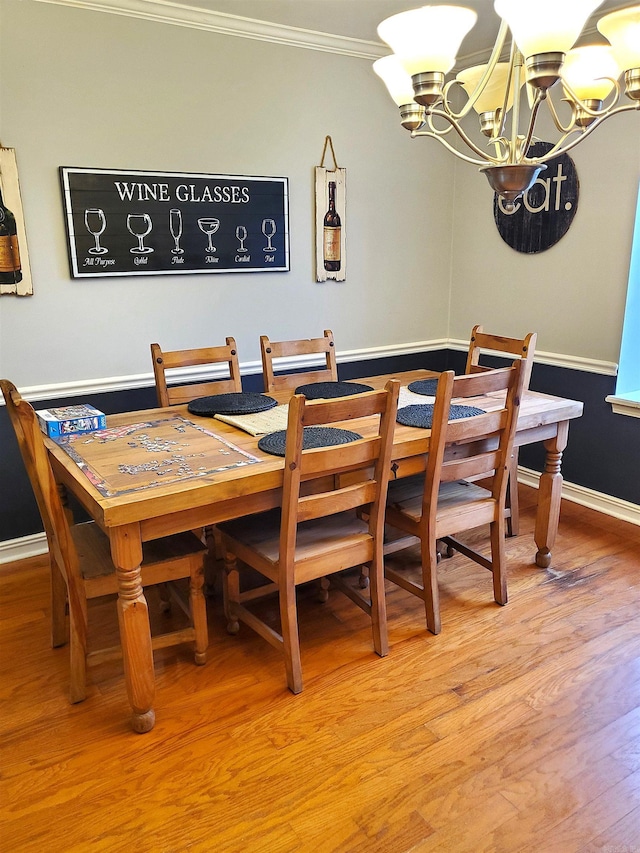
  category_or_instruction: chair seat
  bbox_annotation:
[220,510,373,582]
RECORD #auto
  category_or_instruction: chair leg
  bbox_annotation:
[506,451,520,537]
[189,561,208,665]
[50,555,68,648]
[490,518,508,606]
[279,578,303,694]
[68,601,88,704]
[368,557,389,657]
[420,532,441,635]
[222,550,240,635]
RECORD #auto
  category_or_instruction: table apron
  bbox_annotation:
[138,487,282,541]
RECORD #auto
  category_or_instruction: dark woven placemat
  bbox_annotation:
[407,378,439,396]
[187,392,277,417]
[293,381,373,399]
[258,426,362,457]
[397,403,486,429]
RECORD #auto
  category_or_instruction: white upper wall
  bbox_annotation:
[449,99,640,364]
[0,0,454,388]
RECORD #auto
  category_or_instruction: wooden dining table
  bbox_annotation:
[45,369,583,732]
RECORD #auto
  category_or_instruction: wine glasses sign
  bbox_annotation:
[198,218,220,253]
[170,209,183,255]
[84,208,108,255]
[127,213,153,254]
[262,218,276,252]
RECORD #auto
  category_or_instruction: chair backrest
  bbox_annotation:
[465,325,536,390]
[260,330,338,393]
[421,362,525,520]
[0,380,82,600]
[279,379,400,566]
[151,338,242,407]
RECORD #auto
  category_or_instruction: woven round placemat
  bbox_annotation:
[396,403,485,429]
[407,378,439,396]
[258,426,362,457]
[293,381,373,399]
[187,392,277,417]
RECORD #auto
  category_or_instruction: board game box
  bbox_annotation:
[36,404,107,438]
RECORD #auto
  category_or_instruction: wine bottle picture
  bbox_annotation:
[0,187,22,285]
[323,181,341,272]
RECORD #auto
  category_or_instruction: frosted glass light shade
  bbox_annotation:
[598,6,640,72]
[377,5,477,76]
[494,0,602,58]
[373,55,416,106]
[562,46,622,101]
[456,62,521,113]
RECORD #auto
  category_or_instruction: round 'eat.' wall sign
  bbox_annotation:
[493,141,579,254]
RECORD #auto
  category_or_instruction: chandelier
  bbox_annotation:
[373,2,640,210]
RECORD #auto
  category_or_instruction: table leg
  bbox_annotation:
[534,420,569,568]
[110,523,155,733]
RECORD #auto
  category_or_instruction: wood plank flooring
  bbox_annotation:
[2,486,640,852]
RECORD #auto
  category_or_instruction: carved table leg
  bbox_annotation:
[110,524,156,733]
[534,421,569,569]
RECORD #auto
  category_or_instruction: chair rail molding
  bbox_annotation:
[0,339,617,405]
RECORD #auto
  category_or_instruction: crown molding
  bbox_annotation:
[33,0,390,59]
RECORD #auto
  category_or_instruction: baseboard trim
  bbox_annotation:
[518,467,640,526]
[2,470,638,565]
[0,533,48,568]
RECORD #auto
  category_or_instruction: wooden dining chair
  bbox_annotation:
[260,330,338,393]
[384,361,525,635]
[218,379,400,693]
[465,325,537,536]
[151,338,242,407]
[0,379,209,704]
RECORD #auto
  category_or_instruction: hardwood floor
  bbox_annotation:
[2,485,640,852]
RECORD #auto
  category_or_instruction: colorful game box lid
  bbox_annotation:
[36,404,106,438]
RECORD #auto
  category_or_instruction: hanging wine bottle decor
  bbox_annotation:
[315,136,346,283]
[0,148,32,296]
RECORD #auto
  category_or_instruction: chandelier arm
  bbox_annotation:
[560,77,622,118]
[412,129,491,166]
[544,92,579,134]
[497,41,518,141]
[418,107,507,164]
[533,102,640,162]
[517,91,546,160]
[445,20,511,121]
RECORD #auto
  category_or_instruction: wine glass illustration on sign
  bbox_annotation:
[236,225,247,253]
[169,209,184,254]
[84,208,109,255]
[262,218,276,252]
[198,218,220,253]
[127,213,153,254]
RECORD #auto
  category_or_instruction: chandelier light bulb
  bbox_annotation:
[456,62,521,114]
[494,0,603,58]
[562,45,622,101]
[377,5,478,76]
[598,6,640,73]
[373,54,417,106]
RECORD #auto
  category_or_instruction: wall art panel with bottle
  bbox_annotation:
[315,166,346,282]
[0,148,32,296]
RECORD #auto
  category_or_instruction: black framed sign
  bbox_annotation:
[492,141,579,254]
[60,167,289,278]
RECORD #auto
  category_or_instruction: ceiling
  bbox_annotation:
[169,0,628,57]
